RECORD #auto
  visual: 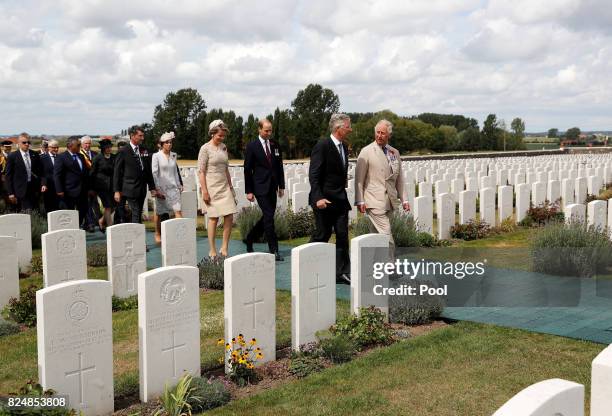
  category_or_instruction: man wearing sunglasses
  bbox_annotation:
[5,132,45,212]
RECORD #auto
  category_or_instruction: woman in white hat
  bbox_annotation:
[197,120,237,257]
[152,131,183,243]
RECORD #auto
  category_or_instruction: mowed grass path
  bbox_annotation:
[205,322,604,416]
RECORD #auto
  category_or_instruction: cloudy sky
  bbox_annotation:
[1,0,611,135]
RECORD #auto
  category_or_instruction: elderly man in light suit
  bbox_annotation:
[354,119,410,256]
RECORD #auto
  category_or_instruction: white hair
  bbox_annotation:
[48,140,59,147]
[329,113,350,133]
[80,135,92,144]
[375,119,393,136]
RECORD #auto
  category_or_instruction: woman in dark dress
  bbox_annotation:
[91,139,116,231]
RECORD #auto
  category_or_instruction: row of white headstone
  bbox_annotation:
[34,233,388,415]
[493,342,612,416]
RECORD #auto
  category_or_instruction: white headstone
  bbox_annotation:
[466,177,478,192]
[161,218,197,267]
[224,253,276,366]
[47,210,79,232]
[562,178,575,207]
[437,192,454,240]
[413,196,433,234]
[479,187,496,226]
[0,213,32,273]
[459,190,477,225]
[587,200,607,231]
[0,236,19,310]
[515,183,530,223]
[532,182,547,207]
[493,378,583,416]
[138,266,200,402]
[291,243,336,350]
[419,182,432,198]
[350,234,389,315]
[588,175,603,196]
[547,180,561,204]
[564,203,586,224]
[42,229,87,287]
[292,190,310,213]
[180,191,198,219]
[498,185,513,223]
[575,177,588,205]
[591,343,612,416]
[37,280,114,415]
[107,223,146,298]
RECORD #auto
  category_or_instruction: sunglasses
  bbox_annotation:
[21,141,31,145]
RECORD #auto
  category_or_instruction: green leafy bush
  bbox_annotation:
[236,206,314,241]
[0,319,21,337]
[30,255,43,275]
[236,206,263,242]
[286,209,315,238]
[318,335,357,364]
[450,219,491,240]
[86,243,107,267]
[497,217,518,233]
[389,281,444,325]
[2,284,38,327]
[188,377,231,412]
[114,371,139,399]
[288,355,325,378]
[331,306,395,348]
[530,222,612,277]
[353,212,440,247]
[30,213,47,250]
[524,200,564,226]
[155,373,198,416]
[111,295,138,312]
[198,256,224,290]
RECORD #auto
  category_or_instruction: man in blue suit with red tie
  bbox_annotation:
[243,119,286,261]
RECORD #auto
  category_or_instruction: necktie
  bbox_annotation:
[382,146,388,155]
[51,155,55,166]
[24,152,31,181]
[338,143,345,167]
[264,140,272,165]
[135,146,143,169]
[72,154,81,171]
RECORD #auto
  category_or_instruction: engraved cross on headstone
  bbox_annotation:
[161,330,186,378]
[64,352,96,405]
[308,273,326,313]
[61,270,71,282]
[113,240,142,293]
[243,287,264,330]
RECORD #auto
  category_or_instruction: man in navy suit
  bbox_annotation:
[54,137,90,225]
[40,140,60,213]
[113,125,156,224]
[243,119,286,261]
[308,113,353,283]
[5,132,45,212]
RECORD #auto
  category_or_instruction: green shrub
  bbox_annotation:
[417,232,438,247]
[353,212,439,248]
[2,284,38,327]
[86,243,107,267]
[188,377,231,412]
[273,210,291,240]
[111,295,138,312]
[450,219,491,240]
[530,222,612,277]
[0,319,21,337]
[30,213,47,250]
[114,371,139,399]
[30,255,43,275]
[236,206,312,241]
[155,373,197,416]
[288,355,325,378]
[497,217,518,233]
[524,200,564,226]
[286,209,315,239]
[331,306,395,348]
[318,335,357,364]
[236,206,264,242]
[351,214,371,236]
[389,282,444,325]
[198,256,224,290]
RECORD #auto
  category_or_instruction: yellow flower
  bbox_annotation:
[217,338,224,346]
[255,347,261,352]
[239,340,246,347]
[239,359,246,365]
[225,343,231,351]
[231,351,239,358]
[231,337,236,344]
[256,353,263,359]
[249,338,257,346]
[247,363,254,369]
[237,334,244,341]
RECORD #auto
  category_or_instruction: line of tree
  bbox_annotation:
[130,84,526,160]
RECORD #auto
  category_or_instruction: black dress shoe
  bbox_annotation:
[336,274,351,285]
[274,252,284,262]
[243,239,254,253]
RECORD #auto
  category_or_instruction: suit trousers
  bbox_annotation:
[42,188,59,214]
[248,191,278,253]
[310,205,350,276]
[13,182,40,213]
[366,207,395,260]
[126,195,146,224]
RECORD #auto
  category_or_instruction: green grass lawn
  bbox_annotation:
[204,321,603,416]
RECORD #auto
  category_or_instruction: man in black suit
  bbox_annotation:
[113,125,156,223]
[309,113,353,284]
[40,140,60,214]
[54,137,90,224]
[5,133,45,212]
[243,119,286,261]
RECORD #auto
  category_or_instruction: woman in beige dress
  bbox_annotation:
[197,120,237,257]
